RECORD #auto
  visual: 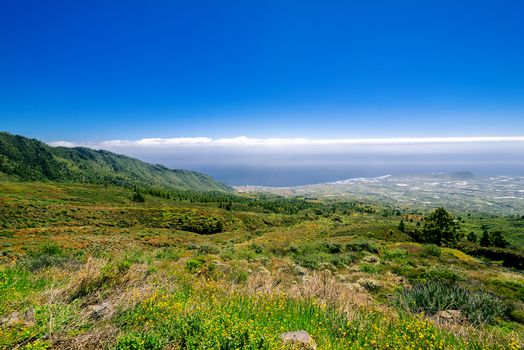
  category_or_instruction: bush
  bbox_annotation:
[177,215,224,235]
[457,242,524,269]
[19,243,72,271]
[155,247,181,261]
[186,258,204,272]
[421,265,463,284]
[345,240,379,254]
[293,251,325,269]
[196,243,220,255]
[131,190,146,203]
[324,242,342,254]
[422,244,441,257]
[357,278,382,292]
[397,281,508,325]
[383,248,408,261]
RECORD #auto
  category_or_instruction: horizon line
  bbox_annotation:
[48,136,524,148]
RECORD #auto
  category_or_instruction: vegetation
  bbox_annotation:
[0,132,230,192]
[418,207,463,247]
[0,178,522,349]
[0,137,524,349]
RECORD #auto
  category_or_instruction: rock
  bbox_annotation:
[0,308,35,326]
[24,308,36,325]
[434,310,465,324]
[362,255,380,264]
[256,266,271,275]
[281,330,317,350]
[294,265,308,276]
[87,301,112,320]
[345,282,366,293]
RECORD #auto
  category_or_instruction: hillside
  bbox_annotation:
[0,132,230,192]
[0,181,522,349]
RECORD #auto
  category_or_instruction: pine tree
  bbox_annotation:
[491,230,509,248]
[398,220,406,233]
[480,229,491,247]
[466,231,477,243]
[421,207,462,247]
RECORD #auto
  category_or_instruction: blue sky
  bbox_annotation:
[2,1,524,184]
[1,0,524,141]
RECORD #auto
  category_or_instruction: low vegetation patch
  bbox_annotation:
[397,281,509,325]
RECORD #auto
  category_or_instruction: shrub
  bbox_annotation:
[383,248,408,261]
[357,278,382,292]
[422,244,441,257]
[178,215,224,235]
[155,247,181,261]
[397,281,508,325]
[345,240,379,254]
[186,258,204,272]
[66,257,133,301]
[115,332,164,350]
[20,243,71,271]
[196,243,220,255]
[131,190,145,203]
[359,262,380,274]
[421,265,463,284]
[324,241,342,254]
[228,268,248,284]
[293,251,324,269]
[458,242,524,269]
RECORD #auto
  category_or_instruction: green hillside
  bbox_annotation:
[0,132,230,192]
[0,181,522,349]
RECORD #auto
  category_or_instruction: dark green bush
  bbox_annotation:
[458,242,524,269]
[422,244,441,257]
[397,281,508,325]
[345,240,379,254]
[176,215,224,235]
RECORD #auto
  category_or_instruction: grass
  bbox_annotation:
[0,181,522,349]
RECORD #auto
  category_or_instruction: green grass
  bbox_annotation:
[0,181,522,349]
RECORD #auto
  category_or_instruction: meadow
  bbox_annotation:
[0,181,523,349]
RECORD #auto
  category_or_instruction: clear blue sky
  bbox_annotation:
[1,0,524,142]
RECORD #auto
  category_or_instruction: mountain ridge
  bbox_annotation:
[0,132,231,192]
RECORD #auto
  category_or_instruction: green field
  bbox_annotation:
[0,181,523,349]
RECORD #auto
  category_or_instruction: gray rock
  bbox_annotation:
[362,255,380,264]
[434,309,465,324]
[281,330,317,349]
[87,301,112,320]
[0,308,35,326]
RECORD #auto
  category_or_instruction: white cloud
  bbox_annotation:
[48,136,524,149]
[46,135,524,185]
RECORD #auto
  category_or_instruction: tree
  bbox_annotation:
[491,230,509,248]
[420,208,462,247]
[131,190,145,203]
[398,220,406,233]
[480,229,491,247]
[467,231,477,243]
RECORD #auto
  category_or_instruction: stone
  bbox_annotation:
[87,301,112,320]
[362,255,380,264]
[0,307,35,326]
[434,310,465,324]
[281,330,317,350]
